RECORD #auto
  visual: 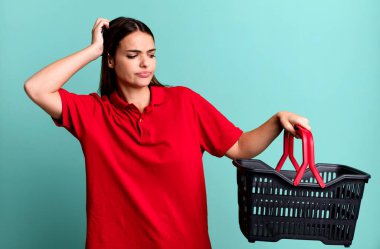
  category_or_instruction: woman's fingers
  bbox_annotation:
[295,117,311,131]
[93,18,110,33]
[92,18,110,37]
[90,18,110,56]
[284,121,297,137]
[94,18,109,27]
[278,111,311,138]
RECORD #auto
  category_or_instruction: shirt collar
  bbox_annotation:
[109,85,166,111]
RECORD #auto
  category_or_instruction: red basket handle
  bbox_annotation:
[275,124,326,188]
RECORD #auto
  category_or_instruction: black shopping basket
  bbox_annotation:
[232,125,370,247]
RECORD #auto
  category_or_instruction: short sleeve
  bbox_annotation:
[188,88,243,157]
[51,88,98,140]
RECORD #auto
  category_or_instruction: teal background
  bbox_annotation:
[1,0,379,248]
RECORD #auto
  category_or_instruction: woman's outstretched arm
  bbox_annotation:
[225,111,311,159]
[23,18,109,120]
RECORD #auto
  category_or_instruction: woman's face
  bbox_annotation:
[108,31,156,88]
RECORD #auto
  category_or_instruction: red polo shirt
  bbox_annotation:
[52,85,243,249]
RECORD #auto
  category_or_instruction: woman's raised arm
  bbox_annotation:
[23,18,109,120]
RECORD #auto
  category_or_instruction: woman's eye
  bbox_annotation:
[126,54,155,59]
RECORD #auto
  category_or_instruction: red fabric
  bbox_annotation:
[52,85,243,249]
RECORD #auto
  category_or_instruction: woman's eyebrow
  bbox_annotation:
[125,49,156,53]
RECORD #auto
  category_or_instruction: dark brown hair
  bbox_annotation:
[98,17,164,96]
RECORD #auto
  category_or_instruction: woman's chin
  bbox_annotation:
[121,80,152,89]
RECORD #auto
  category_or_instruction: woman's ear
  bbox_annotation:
[107,53,114,68]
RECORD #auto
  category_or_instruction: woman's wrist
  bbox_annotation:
[275,111,286,130]
[86,44,104,61]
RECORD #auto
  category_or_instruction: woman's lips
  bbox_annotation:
[135,72,152,78]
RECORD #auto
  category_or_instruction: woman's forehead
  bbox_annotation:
[119,31,155,50]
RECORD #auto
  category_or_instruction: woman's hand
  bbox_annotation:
[277,111,311,138]
[90,18,110,57]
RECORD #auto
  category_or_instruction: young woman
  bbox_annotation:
[24,17,310,249]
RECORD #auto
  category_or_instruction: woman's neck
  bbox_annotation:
[117,84,151,113]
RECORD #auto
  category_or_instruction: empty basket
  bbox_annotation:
[232,125,370,247]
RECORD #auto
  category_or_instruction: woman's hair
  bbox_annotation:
[99,17,164,96]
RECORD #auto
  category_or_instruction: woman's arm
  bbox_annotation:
[23,18,109,120]
[225,111,311,159]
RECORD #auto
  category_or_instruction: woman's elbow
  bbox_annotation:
[225,140,255,159]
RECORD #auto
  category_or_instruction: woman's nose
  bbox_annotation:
[139,55,149,68]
